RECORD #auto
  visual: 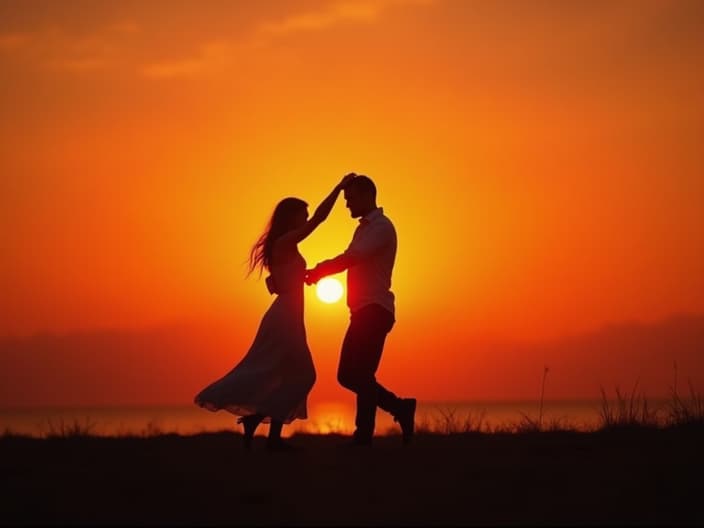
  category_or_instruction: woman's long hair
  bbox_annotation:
[248,197,308,276]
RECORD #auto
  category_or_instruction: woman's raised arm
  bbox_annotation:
[275,173,355,248]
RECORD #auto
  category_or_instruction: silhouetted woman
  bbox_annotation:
[194,174,353,451]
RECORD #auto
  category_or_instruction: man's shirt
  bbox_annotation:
[343,207,397,316]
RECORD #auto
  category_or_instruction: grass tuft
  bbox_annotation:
[667,362,704,428]
[598,380,660,430]
[42,417,98,438]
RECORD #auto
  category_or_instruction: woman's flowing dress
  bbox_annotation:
[194,251,315,423]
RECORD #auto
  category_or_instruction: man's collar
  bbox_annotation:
[359,207,383,225]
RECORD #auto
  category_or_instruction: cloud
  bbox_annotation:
[0,23,137,73]
[259,2,381,35]
[139,1,435,80]
[1,2,435,80]
[139,1,425,80]
[257,0,433,37]
[141,40,234,79]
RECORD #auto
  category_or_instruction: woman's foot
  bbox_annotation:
[237,414,263,450]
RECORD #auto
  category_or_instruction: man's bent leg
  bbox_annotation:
[376,383,402,416]
[338,304,395,443]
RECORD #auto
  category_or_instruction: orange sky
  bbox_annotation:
[1,0,703,406]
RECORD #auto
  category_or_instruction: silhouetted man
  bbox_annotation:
[305,174,416,446]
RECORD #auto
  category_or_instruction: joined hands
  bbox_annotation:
[304,267,322,286]
[304,172,356,287]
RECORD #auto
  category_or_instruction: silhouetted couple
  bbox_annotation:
[194,173,416,451]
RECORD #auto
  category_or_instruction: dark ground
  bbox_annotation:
[1,427,702,526]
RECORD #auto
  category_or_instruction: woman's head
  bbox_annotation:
[248,197,308,275]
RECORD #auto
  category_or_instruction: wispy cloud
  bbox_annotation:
[259,2,381,35]
[0,21,141,73]
[258,0,433,37]
[141,40,234,79]
[139,1,434,80]
[1,2,435,80]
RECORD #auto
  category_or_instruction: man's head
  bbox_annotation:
[343,175,377,218]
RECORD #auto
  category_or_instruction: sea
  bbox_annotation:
[0,399,673,438]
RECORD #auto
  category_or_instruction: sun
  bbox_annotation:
[316,277,344,304]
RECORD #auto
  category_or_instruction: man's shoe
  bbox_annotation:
[394,398,417,445]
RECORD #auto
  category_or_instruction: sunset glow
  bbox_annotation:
[1,0,703,410]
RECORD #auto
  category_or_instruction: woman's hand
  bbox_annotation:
[337,173,356,191]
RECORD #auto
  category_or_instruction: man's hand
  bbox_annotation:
[304,266,322,286]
